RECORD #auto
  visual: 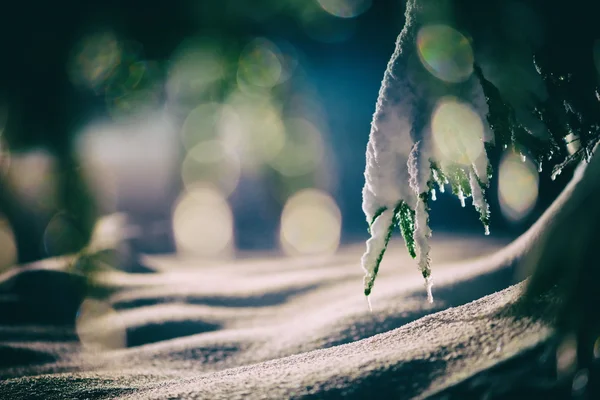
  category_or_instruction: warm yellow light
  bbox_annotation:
[431,97,484,166]
[181,140,241,197]
[224,93,286,167]
[172,186,233,257]
[498,151,539,222]
[280,189,341,256]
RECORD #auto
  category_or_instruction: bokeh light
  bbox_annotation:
[417,25,474,83]
[557,335,578,377]
[104,58,163,119]
[280,189,341,256]
[0,218,16,273]
[69,32,122,90]
[7,150,57,212]
[498,151,539,223]
[76,298,126,351]
[572,369,589,396]
[181,140,241,197]
[172,186,233,257]
[181,103,228,149]
[431,97,484,166]
[224,93,286,167]
[70,34,163,118]
[269,118,325,176]
[167,38,225,109]
[238,38,283,89]
[316,0,372,19]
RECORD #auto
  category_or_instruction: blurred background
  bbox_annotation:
[0,0,571,270]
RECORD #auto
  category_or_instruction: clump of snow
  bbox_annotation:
[361,0,494,300]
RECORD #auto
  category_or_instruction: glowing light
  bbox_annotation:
[181,140,241,197]
[181,103,227,149]
[316,0,372,18]
[76,299,126,350]
[43,212,87,257]
[269,118,324,176]
[417,25,474,83]
[69,32,122,90]
[172,186,233,257]
[7,150,57,212]
[224,93,286,167]
[280,189,341,256]
[167,38,224,108]
[238,38,282,89]
[431,97,484,166]
[0,218,16,273]
[557,335,578,377]
[572,369,589,396]
[498,151,539,222]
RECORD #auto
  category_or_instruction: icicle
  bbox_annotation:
[458,188,466,207]
[538,162,543,173]
[484,225,490,236]
[432,168,445,193]
[520,153,526,162]
[425,276,434,304]
[366,295,373,312]
[431,189,437,201]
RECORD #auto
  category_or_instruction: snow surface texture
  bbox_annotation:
[361,0,493,300]
[1,160,591,399]
[1,233,557,400]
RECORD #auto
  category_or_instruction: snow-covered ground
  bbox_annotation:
[0,233,557,399]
